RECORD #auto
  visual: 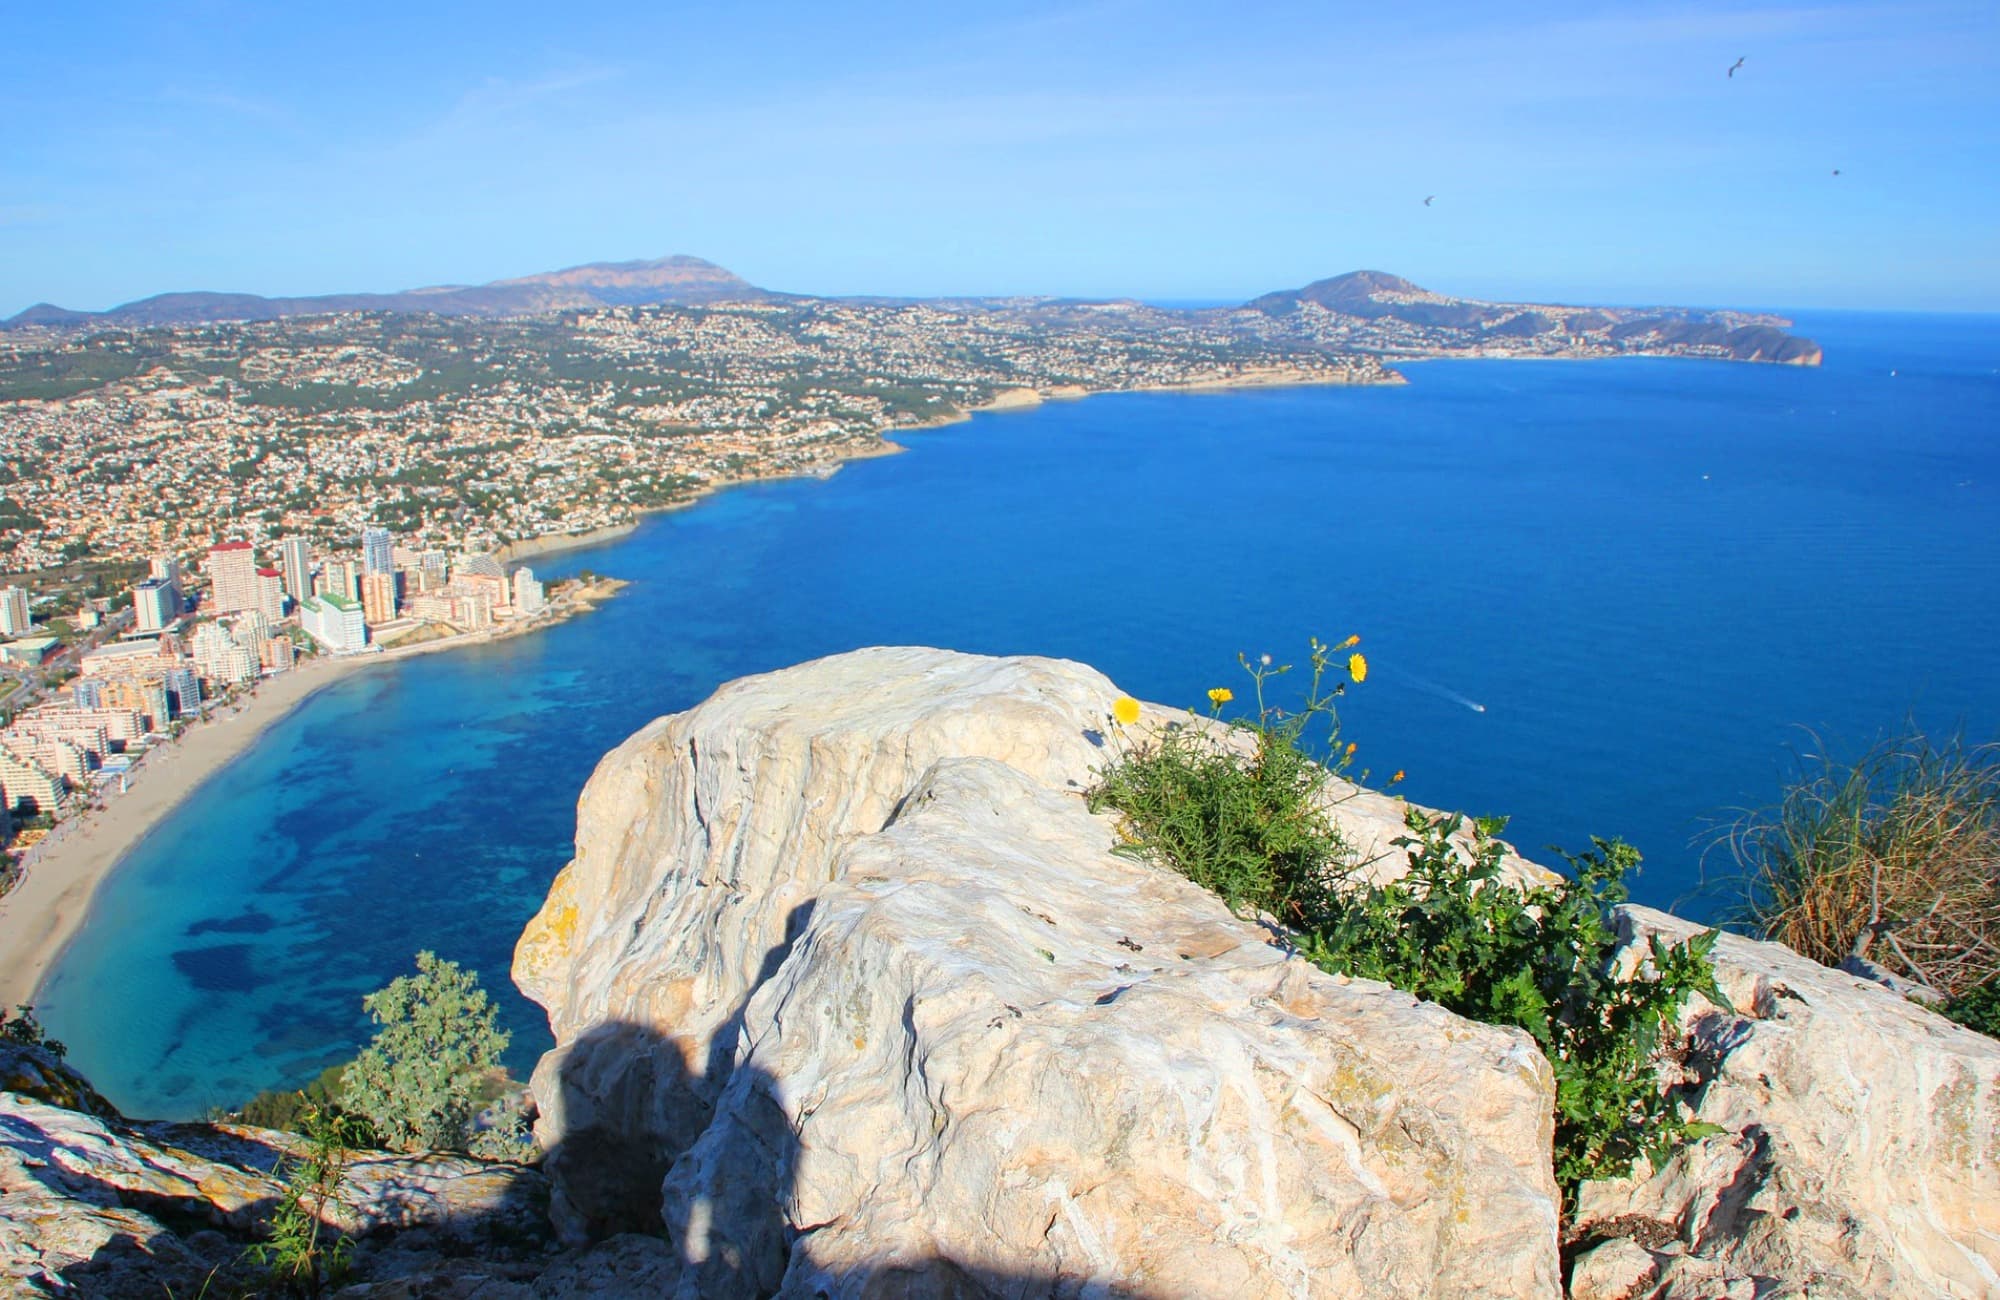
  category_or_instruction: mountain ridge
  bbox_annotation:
[2,259,1822,364]
[3,255,769,330]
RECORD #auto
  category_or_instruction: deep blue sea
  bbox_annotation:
[39,311,2000,1118]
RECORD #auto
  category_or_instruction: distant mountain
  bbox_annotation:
[1245,270,1822,366]
[2,256,772,330]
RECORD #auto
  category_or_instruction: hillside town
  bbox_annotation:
[0,523,578,870]
[0,284,1819,877]
[0,299,1394,574]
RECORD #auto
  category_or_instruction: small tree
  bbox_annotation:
[0,1005,65,1058]
[340,951,508,1152]
[246,1105,368,1297]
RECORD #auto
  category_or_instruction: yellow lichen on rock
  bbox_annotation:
[515,863,580,984]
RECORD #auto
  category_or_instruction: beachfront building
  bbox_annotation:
[133,577,180,633]
[0,750,67,815]
[458,587,495,631]
[0,586,31,637]
[513,567,547,615]
[256,568,287,621]
[363,527,395,576]
[360,570,399,627]
[22,704,147,748]
[299,591,368,653]
[451,554,511,618]
[191,623,258,688]
[317,559,360,603]
[262,634,295,673]
[279,537,312,602]
[417,550,450,593]
[162,665,202,717]
[206,541,259,614]
[0,732,90,785]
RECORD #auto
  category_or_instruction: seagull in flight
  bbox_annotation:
[1727,57,1745,78]
[1423,195,1434,207]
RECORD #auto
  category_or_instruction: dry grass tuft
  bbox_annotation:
[1727,732,2000,1000]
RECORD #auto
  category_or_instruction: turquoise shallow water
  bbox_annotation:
[38,310,2000,1118]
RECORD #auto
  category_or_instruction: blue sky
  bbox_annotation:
[3,2,1996,313]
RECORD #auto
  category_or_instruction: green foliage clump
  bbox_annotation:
[1087,640,1358,919]
[339,951,510,1153]
[1090,642,1727,1198]
[236,1063,354,1135]
[246,1105,367,1297]
[1298,811,1726,1189]
[0,1005,65,1058]
[1942,983,2000,1039]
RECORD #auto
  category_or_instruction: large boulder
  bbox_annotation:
[1574,907,2000,1298]
[514,647,1564,1296]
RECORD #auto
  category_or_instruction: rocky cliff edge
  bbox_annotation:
[513,647,2000,1298]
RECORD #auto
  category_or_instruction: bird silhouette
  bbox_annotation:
[1832,168,1841,176]
[1423,195,1434,207]
[1727,56,1745,78]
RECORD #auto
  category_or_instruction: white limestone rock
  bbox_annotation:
[1576,906,2000,1299]
[514,648,1563,1295]
[0,1091,551,1297]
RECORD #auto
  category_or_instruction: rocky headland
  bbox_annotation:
[4,648,1993,1297]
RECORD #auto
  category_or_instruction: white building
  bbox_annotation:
[206,542,259,614]
[279,537,312,603]
[133,578,180,633]
[190,622,258,688]
[512,567,547,616]
[0,587,30,637]
[256,568,287,621]
[0,750,66,814]
[299,592,368,653]
[362,527,395,576]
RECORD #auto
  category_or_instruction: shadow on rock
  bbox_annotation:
[535,1017,1171,1299]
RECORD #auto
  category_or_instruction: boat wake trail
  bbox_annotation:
[1387,666,1488,713]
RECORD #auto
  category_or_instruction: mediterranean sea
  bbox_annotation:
[39,310,2000,1119]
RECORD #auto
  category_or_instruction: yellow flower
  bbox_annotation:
[1207,687,1233,706]
[1348,652,1368,683]
[1112,696,1141,726]
[1390,769,1406,785]
[1344,742,1358,757]
[1339,634,1361,650]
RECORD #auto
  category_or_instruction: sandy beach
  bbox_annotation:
[0,578,628,1008]
[0,654,366,1007]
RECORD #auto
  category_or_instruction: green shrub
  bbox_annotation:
[1298,811,1725,1190]
[339,951,510,1153]
[1943,983,2000,1039]
[1090,642,1726,1198]
[1088,639,1360,920]
[236,1063,353,1134]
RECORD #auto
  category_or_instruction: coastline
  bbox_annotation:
[0,578,628,1008]
[0,655,364,1008]
[0,361,1540,1010]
